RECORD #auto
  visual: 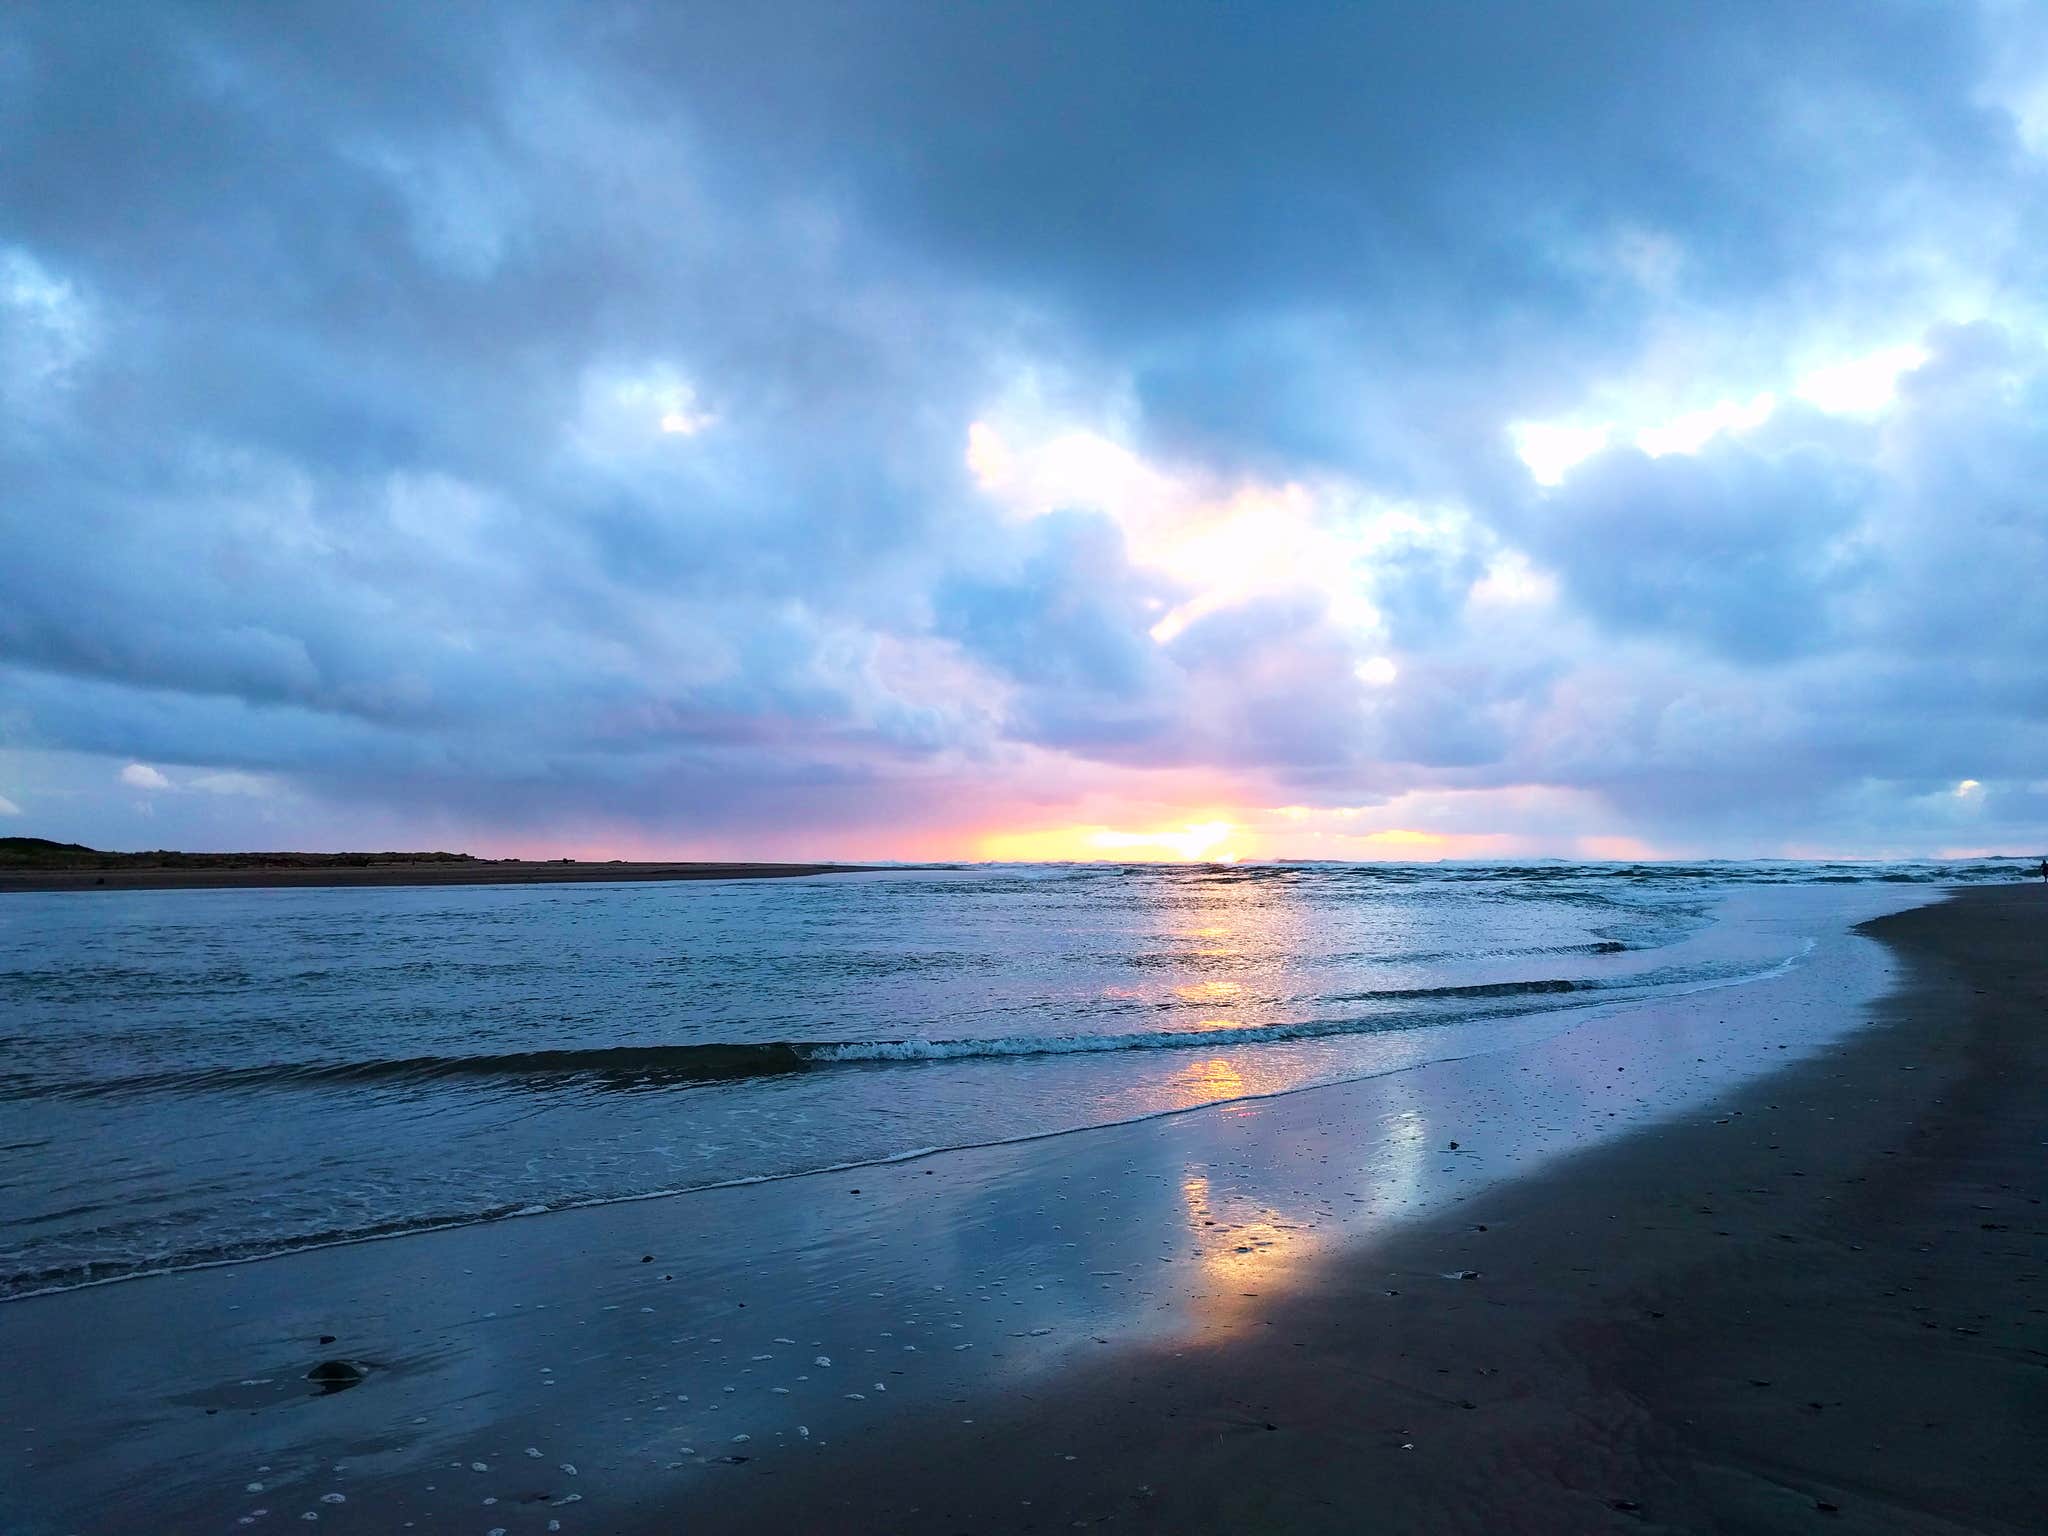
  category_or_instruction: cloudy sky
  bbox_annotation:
[3,2,2046,861]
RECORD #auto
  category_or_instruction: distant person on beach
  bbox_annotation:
[2038,857,2048,881]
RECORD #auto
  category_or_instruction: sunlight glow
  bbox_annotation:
[1145,483,1340,642]
[1093,820,1240,861]
[979,819,1244,863]
[1636,392,1778,457]
[659,407,714,436]
[1172,1061,1245,1100]
[622,379,711,432]
[964,420,1385,650]
[964,420,1014,486]
[1514,340,1932,487]
[1516,392,1779,484]
[1796,344,1927,414]
[1511,420,1611,485]
[1353,828,1453,850]
[1468,551,1557,608]
[963,781,1673,868]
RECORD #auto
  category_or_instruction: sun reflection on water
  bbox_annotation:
[1171,1056,1247,1100]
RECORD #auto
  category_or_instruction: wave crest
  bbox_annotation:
[18,976,1599,1099]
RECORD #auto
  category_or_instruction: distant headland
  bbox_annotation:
[0,837,879,893]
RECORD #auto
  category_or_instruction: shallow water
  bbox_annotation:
[0,858,2018,1298]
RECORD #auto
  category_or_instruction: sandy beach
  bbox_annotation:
[2,884,2040,1534]
[702,884,2048,1534]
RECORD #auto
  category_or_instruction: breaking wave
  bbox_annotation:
[14,976,1611,1101]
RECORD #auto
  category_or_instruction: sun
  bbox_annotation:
[977,818,1247,863]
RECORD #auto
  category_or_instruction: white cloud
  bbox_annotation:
[576,364,718,454]
[1514,341,1935,489]
[0,245,98,405]
[659,404,715,436]
[119,763,172,791]
[964,418,1392,647]
[0,792,22,816]
[1511,420,1611,486]
[1795,344,1929,415]
[1636,393,1778,457]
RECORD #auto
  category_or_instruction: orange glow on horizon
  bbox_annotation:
[1353,827,1455,849]
[481,782,1676,865]
[977,818,1245,863]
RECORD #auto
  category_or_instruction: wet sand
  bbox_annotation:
[0,859,883,893]
[702,884,2048,1534]
[2,885,2040,1534]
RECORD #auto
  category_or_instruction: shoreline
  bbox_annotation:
[0,944,1814,1308]
[0,859,890,894]
[0,907,1822,1308]
[2,884,2040,1533]
[695,884,2048,1534]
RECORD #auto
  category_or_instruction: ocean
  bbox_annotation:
[0,859,2019,1301]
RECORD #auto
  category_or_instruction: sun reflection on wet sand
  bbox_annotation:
[1177,1167,1327,1340]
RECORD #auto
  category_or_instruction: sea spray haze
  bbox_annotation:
[0,860,2019,1299]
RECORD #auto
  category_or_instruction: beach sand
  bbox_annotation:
[700,884,2047,1535]
[2,884,2040,1533]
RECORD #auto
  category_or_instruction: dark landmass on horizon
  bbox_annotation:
[0,837,882,893]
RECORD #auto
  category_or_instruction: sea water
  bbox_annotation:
[0,859,2018,1299]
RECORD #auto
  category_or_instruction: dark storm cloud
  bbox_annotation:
[594,0,2031,483]
[2,1,2045,854]
[1507,438,1877,662]
[935,511,1172,700]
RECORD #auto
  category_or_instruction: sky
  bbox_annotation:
[3,1,2047,863]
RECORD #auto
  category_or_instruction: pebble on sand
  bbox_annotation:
[304,1360,367,1392]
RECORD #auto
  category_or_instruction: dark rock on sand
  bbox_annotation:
[305,1360,368,1393]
